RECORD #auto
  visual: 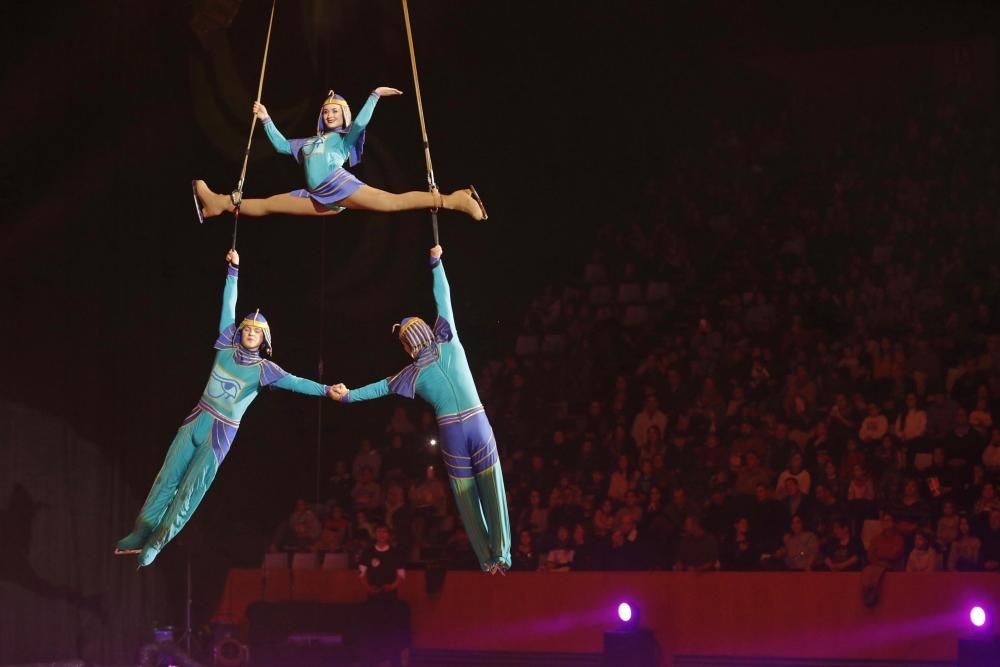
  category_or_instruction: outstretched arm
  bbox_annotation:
[220,249,239,333]
[430,245,456,333]
[344,87,400,148]
[254,102,292,155]
[272,373,329,397]
[330,379,391,404]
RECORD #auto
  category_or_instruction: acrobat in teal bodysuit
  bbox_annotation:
[192,89,487,221]
[116,252,330,567]
[333,246,511,572]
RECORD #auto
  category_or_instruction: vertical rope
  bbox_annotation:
[316,223,326,503]
[400,0,440,245]
[231,0,277,249]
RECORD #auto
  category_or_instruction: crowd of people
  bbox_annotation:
[270,99,1000,574]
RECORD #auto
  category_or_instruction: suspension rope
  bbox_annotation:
[400,0,440,245]
[231,0,277,249]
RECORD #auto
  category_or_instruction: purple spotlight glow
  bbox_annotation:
[970,606,987,628]
[617,602,633,623]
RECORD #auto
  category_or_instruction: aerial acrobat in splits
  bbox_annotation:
[193,88,487,222]
[331,244,511,573]
[115,249,335,567]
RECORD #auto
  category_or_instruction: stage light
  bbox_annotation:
[970,606,987,628]
[429,438,437,446]
[606,602,657,667]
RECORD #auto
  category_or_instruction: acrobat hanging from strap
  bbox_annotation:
[330,244,511,574]
[193,88,487,222]
[115,249,336,567]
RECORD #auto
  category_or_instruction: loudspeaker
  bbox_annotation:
[603,628,658,667]
[957,635,1000,666]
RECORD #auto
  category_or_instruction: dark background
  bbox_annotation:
[1,0,999,663]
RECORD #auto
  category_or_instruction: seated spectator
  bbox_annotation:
[935,499,960,551]
[905,531,942,572]
[721,516,759,571]
[859,403,889,445]
[593,497,616,539]
[949,407,984,466]
[891,478,930,539]
[846,464,877,532]
[947,516,982,571]
[734,451,772,497]
[608,454,637,502]
[600,528,644,571]
[665,487,701,534]
[511,529,539,571]
[632,396,668,450]
[894,393,927,445]
[541,525,575,572]
[982,508,1000,572]
[969,397,993,435]
[673,515,719,572]
[635,459,657,496]
[638,425,665,463]
[526,453,555,496]
[700,433,730,474]
[383,483,411,539]
[982,427,1000,473]
[640,486,671,545]
[409,465,448,517]
[871,436,896,478]
[867,512,905,571]
[922,447,957,500]
[822,518,864,572]
[271,498,322,553]
[352,438,382,481]
[839,439,866,482]
[828,393,860,443]
[548,488,583,532]
[974,483,1000,521]
[351,465,382,512]
[387,405,416,437]
[780,478,814,527]
[668,432,696,475]
[517,489,549,536]
[813,483,844,529]
[651,453,672,489]
[778,515,819,571]
[732,421,768,461]
[775,452,811,499]
[313,505,350,553]
[614,490,644,530]
[570,523,601,571]
[819,460,845,500]
[354,510,376,542]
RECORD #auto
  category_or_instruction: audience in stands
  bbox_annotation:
[268,100,1000,576]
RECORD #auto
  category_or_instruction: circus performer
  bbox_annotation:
[330,245,510,573]
[193,88,487,221]
[116,249,334,567]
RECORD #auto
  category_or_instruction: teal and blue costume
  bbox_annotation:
[262,90,378,212]
[117,263,329,567]
[338,258,511,571]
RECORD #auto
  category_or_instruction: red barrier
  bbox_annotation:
[215,570,1000,663]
